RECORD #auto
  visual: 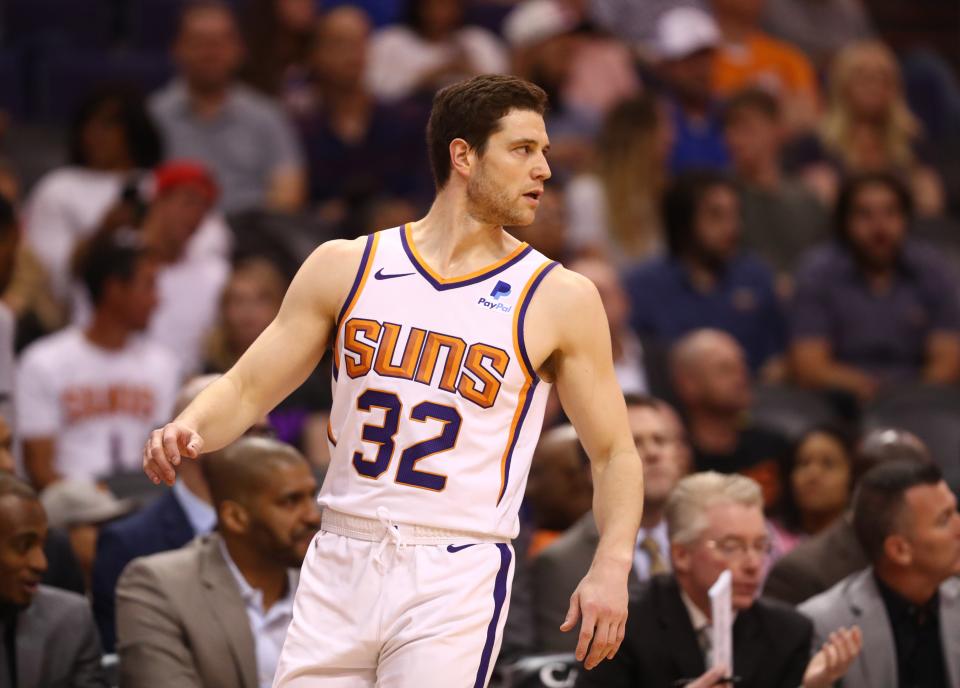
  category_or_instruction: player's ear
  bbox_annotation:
[449,138,473,180]
[220,500,250,535]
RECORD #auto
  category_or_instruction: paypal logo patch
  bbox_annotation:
[490,281,512,300]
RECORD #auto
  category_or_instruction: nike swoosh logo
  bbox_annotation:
[374,268,415,280]
[446,544,477,553]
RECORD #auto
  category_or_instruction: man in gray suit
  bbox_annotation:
[116,437,320,688]
[800,460,960,688]
[532,396,685,652]
[0,474,107,688]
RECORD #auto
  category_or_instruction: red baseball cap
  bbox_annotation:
[154,160,219,203]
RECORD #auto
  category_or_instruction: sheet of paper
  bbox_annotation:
[708,569,733,674]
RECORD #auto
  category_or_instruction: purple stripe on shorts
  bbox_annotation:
[473,543,513,688]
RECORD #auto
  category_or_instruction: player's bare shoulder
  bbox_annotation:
[287,236,371,320]
[521,264,607,373]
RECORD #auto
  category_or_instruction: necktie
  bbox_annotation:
[639,535,669,575]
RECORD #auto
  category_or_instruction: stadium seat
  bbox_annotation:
[2,0,115,50]
[749,384,839,441]
[864,384,960,490]
[34,50,173,122]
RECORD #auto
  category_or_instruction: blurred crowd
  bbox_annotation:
[0,0,959,686]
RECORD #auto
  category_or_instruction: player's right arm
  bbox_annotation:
[143,238,365,485]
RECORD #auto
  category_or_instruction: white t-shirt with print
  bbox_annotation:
[16,328,181,480]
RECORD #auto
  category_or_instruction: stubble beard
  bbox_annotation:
[466,166,532,227]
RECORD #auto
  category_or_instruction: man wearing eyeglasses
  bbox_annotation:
[576,472,861,688]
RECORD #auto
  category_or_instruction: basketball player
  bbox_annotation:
[143,75,644,687]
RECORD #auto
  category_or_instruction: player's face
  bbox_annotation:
[0,496,48,606]
[248,462,321,567]
[466,109,551,228]
[684,502,767,611]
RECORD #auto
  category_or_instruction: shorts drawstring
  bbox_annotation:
[374,506,406,571]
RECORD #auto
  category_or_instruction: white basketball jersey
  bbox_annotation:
[319,224,558,539]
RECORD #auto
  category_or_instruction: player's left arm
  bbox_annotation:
[528,267,644,670]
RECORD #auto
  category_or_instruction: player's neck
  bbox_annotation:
[85,312,131,351]
[412,190,521,278]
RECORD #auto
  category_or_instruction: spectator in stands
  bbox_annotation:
[367,0,508,104]
[671,329,791,510]
[802,41,944,217]
[709,0,820,132]
[799,460,960,688]
[587,0,705,55]
[92,374,272,651]
[533,397,684,653]
[292,6,432,227]
[723,88,828,282]
[504,0,640,126]
[570,258,649,396]
[524,425,593,559]
[761,0,873,71]
[0,475,107,687]
[769,425,855,558]
[75,161,230,374]
[204,259,332,466]
[652,7,730,173]
[16,235,180,490]
[0,194,16,431]
[23,87,162,306]
[565,96,671,264]
[116,437,320,688]
[24,87,229,309]
[0,418,86,597]
[576,472,861,688]
[242,0,318,96]
[764,427,931,605]
[150,0,306,213]
[39,480,134,591]
[789,173,960,403]
[625,171,787,374]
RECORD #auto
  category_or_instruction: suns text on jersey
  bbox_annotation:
[341,318,510,409]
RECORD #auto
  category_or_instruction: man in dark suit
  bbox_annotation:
[533,396,685,652]
[576,472,861,688]
[764,429,931,605]
[0,474,107,688]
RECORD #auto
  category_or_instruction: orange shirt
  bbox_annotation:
[713,32,819,101]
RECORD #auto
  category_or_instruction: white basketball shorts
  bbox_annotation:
[273,508,515,688]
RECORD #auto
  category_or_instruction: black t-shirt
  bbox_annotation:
[694,426,791,511]
[876,574,948,688]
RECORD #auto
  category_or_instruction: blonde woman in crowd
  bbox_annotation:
[804,40,944,216]
[565,95,673,265]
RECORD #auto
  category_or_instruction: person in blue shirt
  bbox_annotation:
[624,170,786,374]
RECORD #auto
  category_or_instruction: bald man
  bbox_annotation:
[764,430,933,605]
[671,329,790,511]
[93,375,273,650]
[117,437,320,688]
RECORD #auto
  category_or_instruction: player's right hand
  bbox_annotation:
[143,422,204,486]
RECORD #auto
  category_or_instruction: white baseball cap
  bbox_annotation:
[654,6,720,61]
[41,480,136,529]
[503,0,579,48]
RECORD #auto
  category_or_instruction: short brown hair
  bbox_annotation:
[723,87,780,127]
[426,75,548,189]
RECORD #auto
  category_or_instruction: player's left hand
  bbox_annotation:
[560,559,629,670]
[802,626,862,688]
